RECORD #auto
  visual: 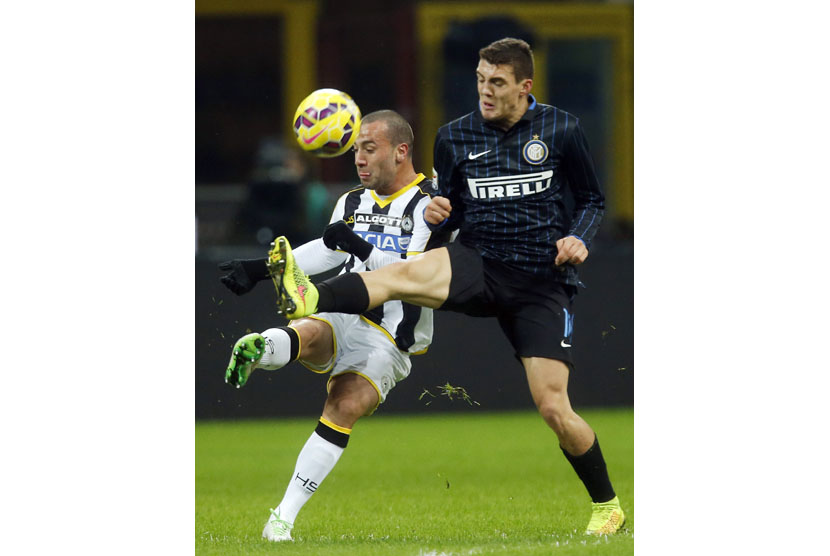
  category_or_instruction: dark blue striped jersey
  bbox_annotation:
[431,95,605,284]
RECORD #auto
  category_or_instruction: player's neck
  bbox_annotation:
[488,97,531,131]
[377,167,418,196]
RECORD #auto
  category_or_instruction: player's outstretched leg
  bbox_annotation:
[267,236,318,319]
[225,333,265,388]
[585,496,625,535]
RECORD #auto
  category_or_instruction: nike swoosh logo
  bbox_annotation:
[302,127,328,145]
[468,149,491,160]
[560,339,572,348]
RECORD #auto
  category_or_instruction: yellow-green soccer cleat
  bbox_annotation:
[267,236,318,319]
[584,496,626,535]
[225,333,265,388]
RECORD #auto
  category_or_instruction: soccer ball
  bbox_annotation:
[292,88,361,158]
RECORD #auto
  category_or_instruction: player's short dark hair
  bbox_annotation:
[362,110,414,158]
[479,37,534,82]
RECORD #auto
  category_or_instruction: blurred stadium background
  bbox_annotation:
[195,0,633,419]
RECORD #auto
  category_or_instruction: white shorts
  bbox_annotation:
[297,312,412,409]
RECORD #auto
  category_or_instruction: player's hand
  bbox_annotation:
[554,236,589,266]
[425,196,452,225]
[323,221,373,261]
[218,258,269,295]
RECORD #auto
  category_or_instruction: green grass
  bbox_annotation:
[196,408,633,555]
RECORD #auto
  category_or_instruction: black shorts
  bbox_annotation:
[440,242,577,366]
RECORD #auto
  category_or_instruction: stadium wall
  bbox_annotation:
[195,238,633,420]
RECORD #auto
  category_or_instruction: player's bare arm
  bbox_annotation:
[424,195,452,225]
[554,236,589,266]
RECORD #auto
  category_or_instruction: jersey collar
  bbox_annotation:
[521,94,538,121]
[371,173,425,208]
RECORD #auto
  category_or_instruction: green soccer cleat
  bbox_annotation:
[225,333,265,388]
[584,495,626,535]
[267,236,318,319]
[262,507,294,542]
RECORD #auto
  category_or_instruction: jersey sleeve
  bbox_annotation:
[562,121,605,249]
[405,195,433,255]
[430,133,464,232]
[293,192,350,274]
[327,193,347,225]
[364,247,401,270]
[293,238,348,275]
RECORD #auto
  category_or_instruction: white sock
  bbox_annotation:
[258,327,295,370]
[275,431,345,524]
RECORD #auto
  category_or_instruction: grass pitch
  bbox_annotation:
[196,408,633,555]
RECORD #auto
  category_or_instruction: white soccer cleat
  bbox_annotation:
[262,507,294,542]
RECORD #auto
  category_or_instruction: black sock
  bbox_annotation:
[562,436,616,503]
[316,272,370,314]
[278,326,301,361]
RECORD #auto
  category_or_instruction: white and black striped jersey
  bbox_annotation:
[328,173,441,354]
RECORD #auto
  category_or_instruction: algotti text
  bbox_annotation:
[354,213,403,227]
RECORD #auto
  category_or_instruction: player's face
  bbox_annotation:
[353,121,398,193]
[476,59,532,130]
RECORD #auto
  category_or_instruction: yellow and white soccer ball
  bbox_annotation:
[292,88,361,158]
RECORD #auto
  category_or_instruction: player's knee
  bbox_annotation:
[327,395,370,422]
[290,320,332,361]
[537,396,571,434]
[300,326,321,353]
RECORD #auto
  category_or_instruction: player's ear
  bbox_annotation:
[396,143,408,163]
[520,78,533,96]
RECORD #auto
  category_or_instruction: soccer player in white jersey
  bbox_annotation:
[218,110,443,542]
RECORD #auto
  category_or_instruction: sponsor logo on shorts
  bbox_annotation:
[467,170,553,200]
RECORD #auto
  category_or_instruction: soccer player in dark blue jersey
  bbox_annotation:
[274,38,626,535]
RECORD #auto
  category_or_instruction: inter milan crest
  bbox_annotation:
[522,135,549,165]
